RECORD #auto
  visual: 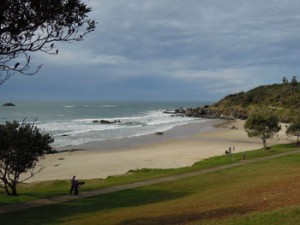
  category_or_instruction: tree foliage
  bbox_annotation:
[282,76,288,84]
[0,120,54,196]
[0,0,95,84]
[286,118,300,143]
[291,76,298,86]
[216,83,300,109]
[244,111,281,149]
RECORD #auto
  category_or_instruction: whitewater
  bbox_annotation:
[0,101,210,149]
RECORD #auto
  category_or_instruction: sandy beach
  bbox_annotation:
[26,119,294,182]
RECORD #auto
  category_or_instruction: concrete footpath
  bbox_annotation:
[1,150,299,214]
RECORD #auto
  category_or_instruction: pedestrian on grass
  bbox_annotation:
[74,180,79,196]
[70,176,76,195]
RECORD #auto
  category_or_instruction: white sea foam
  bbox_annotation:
[64,104,118,109]
[38,110,200,148]
[99,105,118,108]
[0,101,208,149]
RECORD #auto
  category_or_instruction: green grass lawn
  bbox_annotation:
[0,143,295,205]
[1,143,300,225]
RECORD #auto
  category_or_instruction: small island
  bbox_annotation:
[3,102,15,107]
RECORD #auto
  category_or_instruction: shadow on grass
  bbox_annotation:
[0,188,187,225]
[0,191,68,206]
[120,206,254,225]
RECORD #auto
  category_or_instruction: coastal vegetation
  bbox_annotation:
[244,111,281,149]
[286,117,300,143]
[0,0,95,84]
[182,80,299,122]
[0,121,53,196]
[212,80,300,122]
[0,144,299,225]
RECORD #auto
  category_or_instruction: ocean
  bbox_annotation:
[0,101,211,150]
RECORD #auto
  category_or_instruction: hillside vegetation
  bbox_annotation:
[212,82,300,122]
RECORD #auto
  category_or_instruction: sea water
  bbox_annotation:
[0,101,210,149]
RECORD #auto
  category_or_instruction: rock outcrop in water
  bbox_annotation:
[92,120,121,124]
[3,102,15,107]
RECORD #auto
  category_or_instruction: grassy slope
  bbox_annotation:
[0,144,295,205]
[1,144,300,225]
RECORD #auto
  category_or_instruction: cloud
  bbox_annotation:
[88,0,300,70]
[2,0,300,101]
[35,48,129,66]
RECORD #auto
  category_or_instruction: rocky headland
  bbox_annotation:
[166,105,247,120]
[168,82,299,122]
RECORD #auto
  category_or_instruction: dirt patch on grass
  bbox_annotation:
[121,206,253,225]
[120,170,300,225]
[239,174,300,211]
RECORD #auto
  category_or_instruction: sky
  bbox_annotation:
[1,0,300,102]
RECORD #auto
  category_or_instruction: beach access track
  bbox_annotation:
[1,150,300,214]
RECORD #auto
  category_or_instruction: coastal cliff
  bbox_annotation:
[173,82,300,122]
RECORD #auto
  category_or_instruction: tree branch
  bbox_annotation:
[0,0,95,84]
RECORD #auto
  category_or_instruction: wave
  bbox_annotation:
[73,110,193,123]
[0,101,210,149]
[36,109,201,148]
[52,119,204,148]
[54,124,143,137]
[64,104,118,109]
[99,105,118,108]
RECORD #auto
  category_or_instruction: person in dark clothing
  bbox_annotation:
[74,180,79,196]
[70,176,76,195]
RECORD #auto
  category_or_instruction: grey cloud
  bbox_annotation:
[3,0,300,101]
[89,0,300,67]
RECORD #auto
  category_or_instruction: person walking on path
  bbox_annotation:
[74,180,79,196]
[70,176,76,195]
[1,150,299,214]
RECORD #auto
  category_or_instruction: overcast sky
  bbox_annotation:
[1,0,300,102]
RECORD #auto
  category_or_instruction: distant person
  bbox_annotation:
[70,176,76,195]
[74,180,85,196]
[74,180,79,196]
